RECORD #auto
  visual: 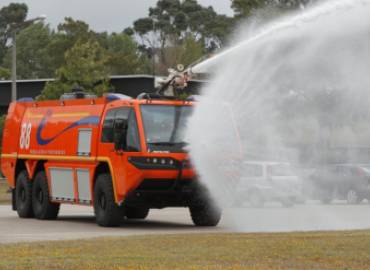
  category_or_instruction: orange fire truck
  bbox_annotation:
[0,87,221,227]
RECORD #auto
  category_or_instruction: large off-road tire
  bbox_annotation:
[94,173,123,227]
[32,171,60,220]
[189,199,222,227]
[125,207,149,220]
[15,170,34,218]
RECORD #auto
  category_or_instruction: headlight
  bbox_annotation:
[128,156,180,170]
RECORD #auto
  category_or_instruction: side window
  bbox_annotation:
[126,111,141,152]
[113,108,130,150]
[101,110,115,143]
[101,107,140,152]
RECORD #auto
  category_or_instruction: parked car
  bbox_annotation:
[309,164,370,204]
[235,161,304,207]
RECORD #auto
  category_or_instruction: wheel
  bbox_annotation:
[321,197,332,204]
[293,197,307,204]
[189,199,221,227]
[347,189,359,204]
[249,193,264,208]
[94,173,123,227]
[320,189,333,204]
[125,207,149,219]
[281,199,294,208]
[32,171,60,220]
[15,170,34,218]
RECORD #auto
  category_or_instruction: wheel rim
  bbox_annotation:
[347,190,358,204]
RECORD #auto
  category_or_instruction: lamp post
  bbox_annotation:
[11,15,46,102]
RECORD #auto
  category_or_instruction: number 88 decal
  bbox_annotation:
[19,122,32,149]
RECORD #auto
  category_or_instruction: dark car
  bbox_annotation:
[309,164,370,204]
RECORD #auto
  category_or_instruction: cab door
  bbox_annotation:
[98,106,141,203]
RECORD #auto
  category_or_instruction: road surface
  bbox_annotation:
[1,202,370,243]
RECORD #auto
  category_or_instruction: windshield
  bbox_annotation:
[141,104,193,152]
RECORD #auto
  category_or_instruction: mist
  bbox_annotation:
[187,0,370,231]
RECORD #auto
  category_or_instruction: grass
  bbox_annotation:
[1,231,370,270]
[0,178,10,204]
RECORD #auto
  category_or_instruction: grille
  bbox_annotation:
[136,179,193,191]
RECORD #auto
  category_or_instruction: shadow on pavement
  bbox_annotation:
[57,215,195,230]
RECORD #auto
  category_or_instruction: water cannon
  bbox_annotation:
[155,64,191,98]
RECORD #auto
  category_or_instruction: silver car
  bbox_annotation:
[235,161,304,207]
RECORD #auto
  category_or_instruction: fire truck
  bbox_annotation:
[0,74,221,227]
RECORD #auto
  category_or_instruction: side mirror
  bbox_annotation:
[114,136,123,152]
[113,124,127,151]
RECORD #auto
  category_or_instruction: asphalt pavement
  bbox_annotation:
[1,202,370,243]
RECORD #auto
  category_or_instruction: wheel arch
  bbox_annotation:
[24,159,46,181]
[14,159,27,182]
[92,161,120,204]
[93,162,111,188]
[93,161,112,184]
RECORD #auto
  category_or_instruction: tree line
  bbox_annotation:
[0,0,314,82]
[0,0,316,152]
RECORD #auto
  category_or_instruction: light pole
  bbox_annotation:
[11,15,46,102]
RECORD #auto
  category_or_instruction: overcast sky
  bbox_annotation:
[0,0,234,32]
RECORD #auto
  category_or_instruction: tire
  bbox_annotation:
[347,189,360,204]
[320,189,333,204]
[189,199,221,227]
[125,207,149,219]
[321,197,332,204]
[32,171,60,220]
[15,170,34,218]
[94,173,123,227]
[281,199,294,208]
[249,193,264,208]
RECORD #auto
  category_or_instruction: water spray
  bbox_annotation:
[186,0,370,231]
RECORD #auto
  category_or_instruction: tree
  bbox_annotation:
[105,33,151,75]
[45,17,95,72]
[39,40,110,100]
[42,17,151,78]
[0,3,28,64]
[132,0,234,72]
[0,67,10,80]
[0,114,5,154]
[3,22,53,79]
[159,35,204,72]
[231,0,316,18]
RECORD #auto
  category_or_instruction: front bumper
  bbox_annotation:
[125,178,204,208]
